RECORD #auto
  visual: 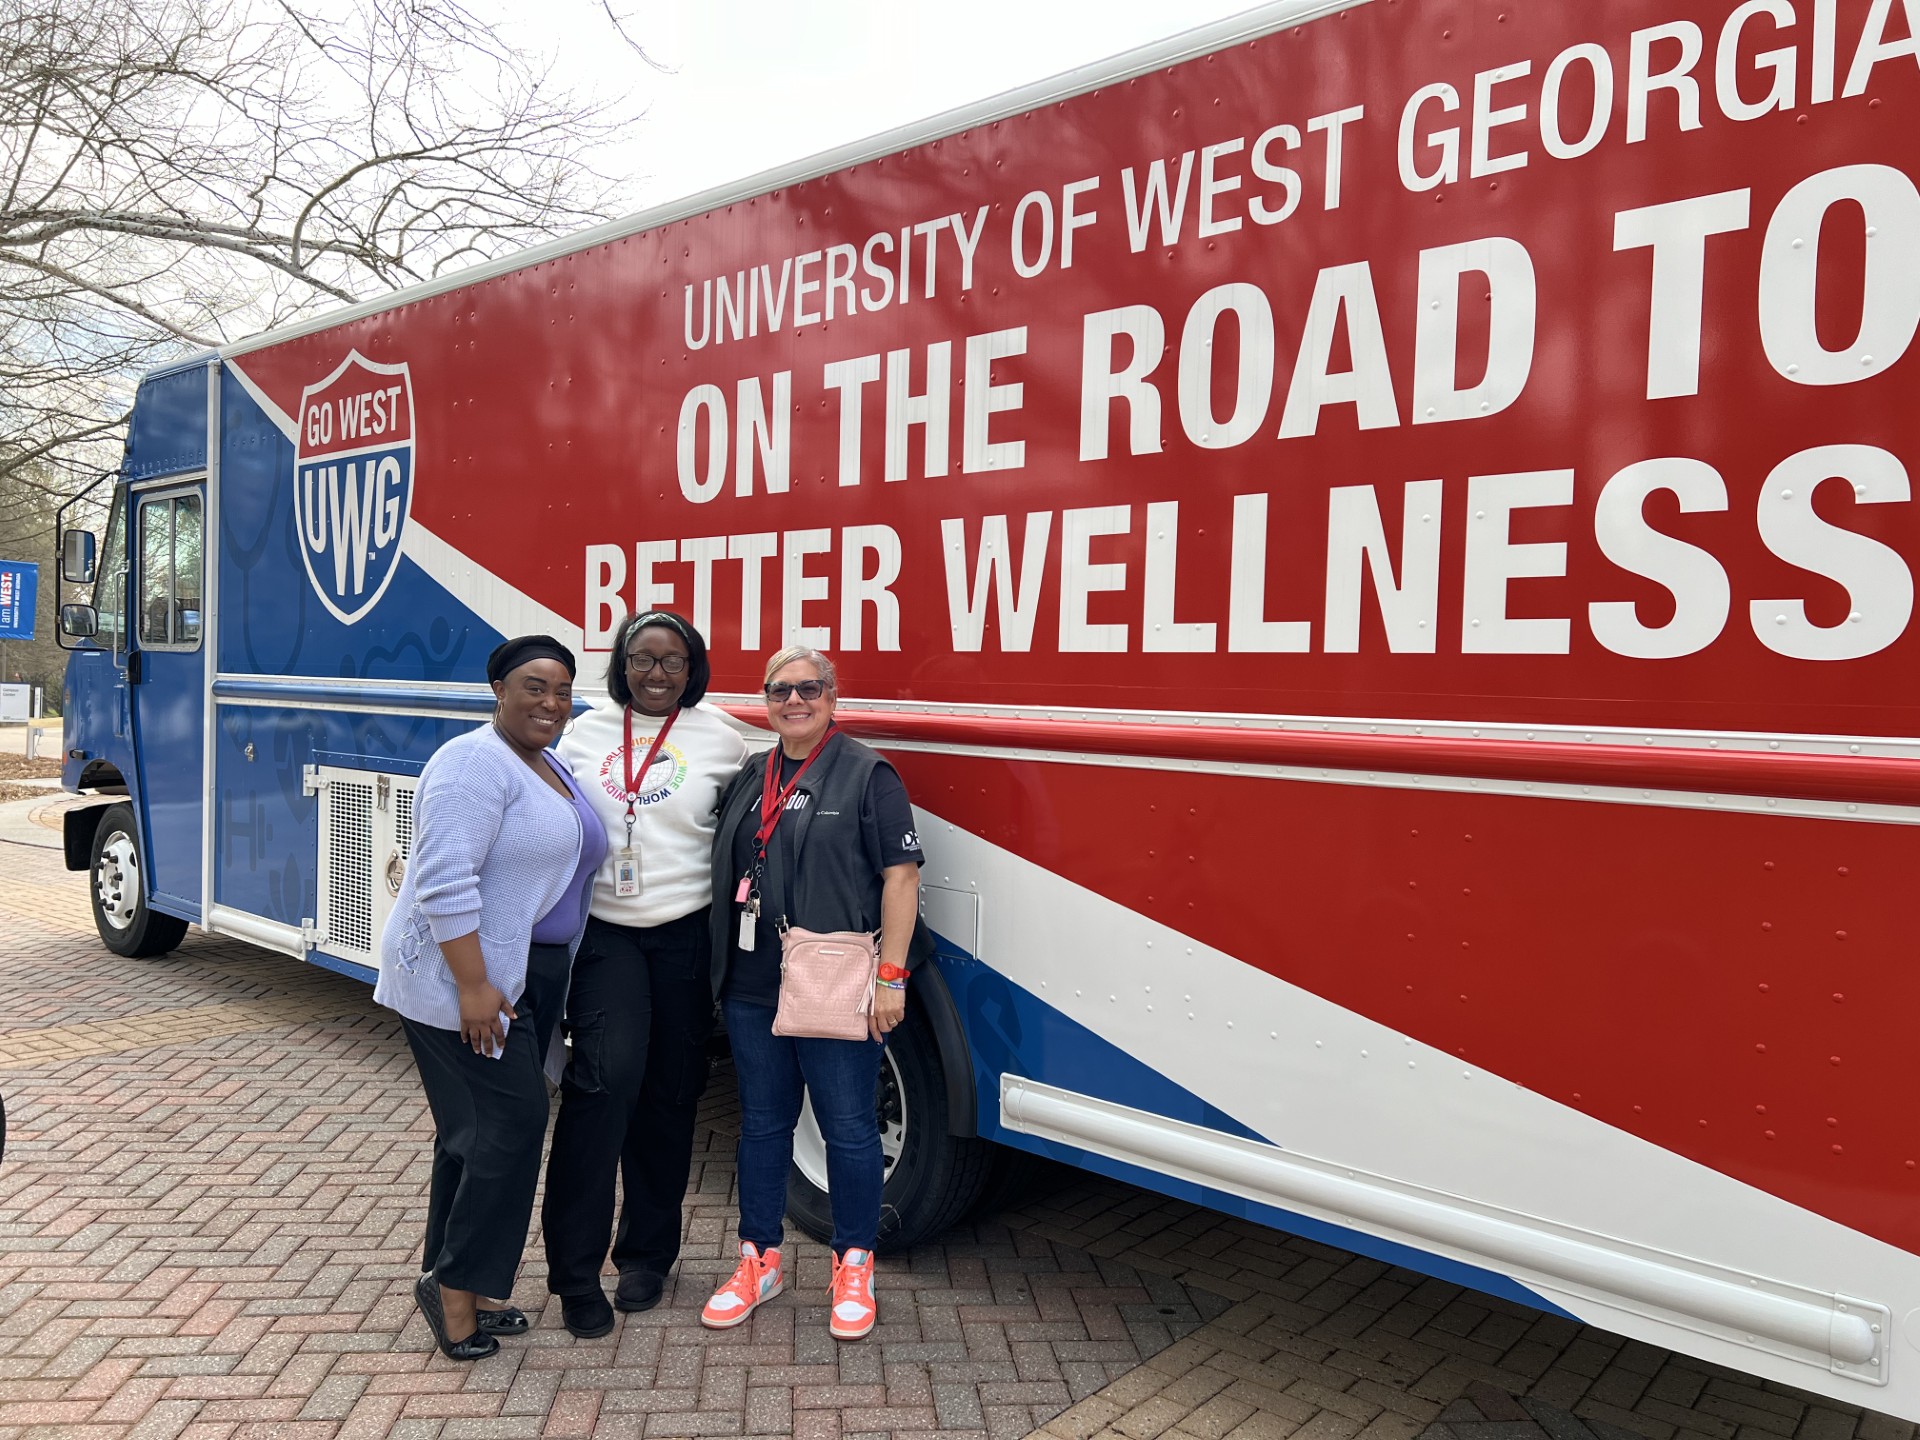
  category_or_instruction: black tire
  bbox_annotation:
[785,996,993,1253]
[88,803,188,959]
[968,1145,1058,1221]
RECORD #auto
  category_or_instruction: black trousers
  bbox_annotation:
[402,941,569,1299]
[541,909,713,1297]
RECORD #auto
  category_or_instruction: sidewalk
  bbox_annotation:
[0,720,59,762]
[0,786,82,850]
[1,837,1911,1440]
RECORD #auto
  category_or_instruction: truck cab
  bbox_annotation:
[57,357,212,957]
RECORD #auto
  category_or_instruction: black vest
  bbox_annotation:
[707,732,894,1000]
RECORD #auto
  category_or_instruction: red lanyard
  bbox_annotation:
[754,725,835,857]
[623,705,679,816]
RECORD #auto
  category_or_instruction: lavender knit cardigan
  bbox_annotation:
[374,725,587,1033]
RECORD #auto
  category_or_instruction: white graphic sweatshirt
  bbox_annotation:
[556,698,749,928]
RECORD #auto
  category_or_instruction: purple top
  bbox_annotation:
[531,756,608,944]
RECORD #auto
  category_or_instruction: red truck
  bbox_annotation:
[56,0,1920,1416]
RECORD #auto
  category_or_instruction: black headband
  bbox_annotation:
[487,634,576,683]
[631,610,694,646]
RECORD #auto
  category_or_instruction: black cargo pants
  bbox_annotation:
[540,909,713,1297]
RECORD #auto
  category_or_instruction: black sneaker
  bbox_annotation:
[614,1270,664,1313]
[558,1289,614,1338]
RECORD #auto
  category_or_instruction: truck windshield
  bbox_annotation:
[93,490,128,652]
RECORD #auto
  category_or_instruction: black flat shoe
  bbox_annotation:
[614,1271,664,1314]
[414,1272,500,1361]
[559,1289,615,1338]
[475,1305,529,1336]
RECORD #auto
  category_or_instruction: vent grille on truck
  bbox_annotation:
[324,780,376,956]
[395,785,414,859]
[313,766,420,973]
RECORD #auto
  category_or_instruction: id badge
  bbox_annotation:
[615,847,640,898]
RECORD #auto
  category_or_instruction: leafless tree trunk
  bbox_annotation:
[0,457,74,695]
[0,0,641,496]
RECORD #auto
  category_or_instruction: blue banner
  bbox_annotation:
[0,560,38,641]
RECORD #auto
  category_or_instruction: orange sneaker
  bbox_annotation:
[700,1242,783,1329]
[828,1248,877,1339]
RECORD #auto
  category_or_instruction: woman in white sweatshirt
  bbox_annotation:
[542,610,747,1337]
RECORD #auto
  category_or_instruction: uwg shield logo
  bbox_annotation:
[294,352,414,625]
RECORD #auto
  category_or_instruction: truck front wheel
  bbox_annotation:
[784,997,992,1254]
[89,804,187,959]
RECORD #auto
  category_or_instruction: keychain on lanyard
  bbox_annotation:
[736,724,835,950]
[615,705,678,897]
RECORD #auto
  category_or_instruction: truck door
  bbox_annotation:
[129,483,206,920]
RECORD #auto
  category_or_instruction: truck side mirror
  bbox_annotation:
[60,604,99,639]
[61,530,96,585]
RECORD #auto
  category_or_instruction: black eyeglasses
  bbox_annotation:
[626,652,688,675]
[764,679,826,701]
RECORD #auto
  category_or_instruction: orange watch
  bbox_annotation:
[877,963,909,982]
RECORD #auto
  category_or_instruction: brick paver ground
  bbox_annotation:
[3,807,1914,1440]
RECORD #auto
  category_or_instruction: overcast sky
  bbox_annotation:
[512,0,1270,212]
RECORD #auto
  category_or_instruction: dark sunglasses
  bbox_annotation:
[764,679,826,701]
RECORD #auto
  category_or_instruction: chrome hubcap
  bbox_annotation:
[95,832,140,931]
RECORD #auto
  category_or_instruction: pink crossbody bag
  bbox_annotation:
[772,922,880,1041]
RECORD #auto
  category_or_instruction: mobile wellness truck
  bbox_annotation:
[51,0,1920,1414]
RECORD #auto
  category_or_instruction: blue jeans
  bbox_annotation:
[723,998,886,1255]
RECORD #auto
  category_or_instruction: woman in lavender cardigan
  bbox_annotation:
[375,636,605,1361]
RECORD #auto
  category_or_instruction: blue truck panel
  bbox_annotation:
[210,701,480,927]
[123,360,211,481]
[217,376,502,685]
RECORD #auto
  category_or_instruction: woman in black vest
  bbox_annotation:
[700,645,924,1341]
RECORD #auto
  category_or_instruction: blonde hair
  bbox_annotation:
[762,645,837,691]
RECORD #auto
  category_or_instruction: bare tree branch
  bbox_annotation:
[596,1,670,70]
[2,250,219,346]
[0,0,637,500]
